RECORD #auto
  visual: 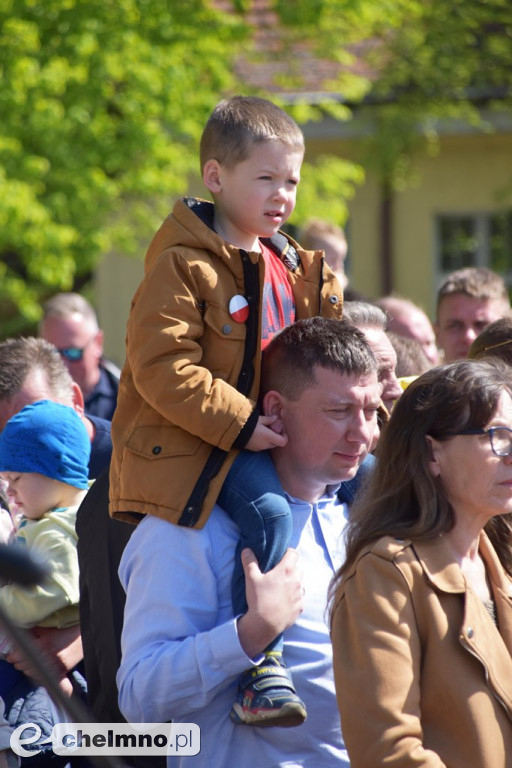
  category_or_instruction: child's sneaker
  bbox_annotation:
[230,652,307,728]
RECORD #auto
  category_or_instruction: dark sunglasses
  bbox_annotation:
[57,337,94,362]
[58,346,86,361]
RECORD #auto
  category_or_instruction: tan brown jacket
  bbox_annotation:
[109,198,342,528]
[331,533,512,767]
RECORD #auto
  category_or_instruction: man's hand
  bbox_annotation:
[237,548,303,659]
[244,415,288,452]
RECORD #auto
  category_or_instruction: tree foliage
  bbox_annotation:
[280,0,512,188]
[0,0,247,334]
[1,0,511,334]
[361,0,512,187]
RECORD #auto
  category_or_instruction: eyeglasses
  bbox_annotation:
[57,337,94,362]
[454,426,512,458]
[58,346,86,361]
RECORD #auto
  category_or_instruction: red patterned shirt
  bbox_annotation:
[260,241,296,350]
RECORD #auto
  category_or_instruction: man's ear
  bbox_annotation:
[203,159,222,195]
[425,435,441,477]
[71,382,85,414]
[92,329,104,360]
[262,390,286,436]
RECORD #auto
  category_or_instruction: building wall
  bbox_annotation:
[336,131,512,320]
[95,250,143,367]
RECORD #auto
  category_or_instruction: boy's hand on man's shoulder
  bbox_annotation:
[244,416,288,452]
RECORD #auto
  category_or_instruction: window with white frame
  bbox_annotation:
[436,210,512,286]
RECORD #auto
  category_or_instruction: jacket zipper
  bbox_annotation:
[459,635,511,717]
[178,250,260,527]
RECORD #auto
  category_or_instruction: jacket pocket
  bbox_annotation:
[118,424,207,516]
[202,303,246,340]
[125,424,201,459]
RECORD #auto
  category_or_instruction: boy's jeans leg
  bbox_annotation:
[218,451,292,654]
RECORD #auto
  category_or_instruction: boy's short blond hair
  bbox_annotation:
[200,95,304,171]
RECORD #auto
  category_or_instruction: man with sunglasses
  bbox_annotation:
[39,292,120,421]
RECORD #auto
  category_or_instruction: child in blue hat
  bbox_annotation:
[0,399,90,697]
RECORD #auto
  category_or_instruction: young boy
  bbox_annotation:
[0,400,90,697]
[109,95,343,727]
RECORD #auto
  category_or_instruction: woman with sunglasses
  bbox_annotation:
[330,359,512,768]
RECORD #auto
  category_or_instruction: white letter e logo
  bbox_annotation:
[10,723,51,757]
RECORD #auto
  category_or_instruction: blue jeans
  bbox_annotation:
[218,450,291,654]
[0,658,23,698]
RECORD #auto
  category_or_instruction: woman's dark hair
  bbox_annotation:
[468,314,512,365]
[330,358,512,611]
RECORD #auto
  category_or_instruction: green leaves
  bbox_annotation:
[292,155,365,227]
[1,0,510,333]
[0,0,247,330]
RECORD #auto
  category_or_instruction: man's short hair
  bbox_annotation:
[299,219,346,251]
[261,317,376,401]
[387,331,430,378]
[0,337,74,403]
[341,301,387,331]
[436,267,510,315]
[40,292,99,331]
[199,95,304,171]
[376,295,427,321]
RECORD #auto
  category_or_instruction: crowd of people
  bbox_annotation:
[0,94,511,768]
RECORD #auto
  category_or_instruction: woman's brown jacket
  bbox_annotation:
[331,533,512,767]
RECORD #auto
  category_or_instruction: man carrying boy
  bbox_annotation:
[117,317,381,767]
[109,96,343,725]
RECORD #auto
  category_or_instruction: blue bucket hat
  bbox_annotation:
[0,400,90,490]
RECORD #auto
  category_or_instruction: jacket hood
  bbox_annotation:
[144,197,306,279]
[144,197,226,273]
